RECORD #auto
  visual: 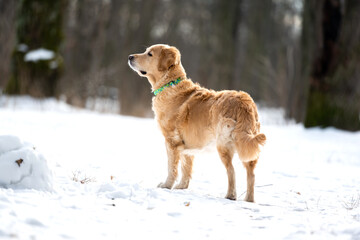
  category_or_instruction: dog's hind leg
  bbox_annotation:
[174,154,194,189]
[233,129,264,202]
[242,159,258,202]
[216,118,237,200]
[217,144,236,200]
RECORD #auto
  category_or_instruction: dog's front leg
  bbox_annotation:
[174,154,194,189]
[158,140,181,189]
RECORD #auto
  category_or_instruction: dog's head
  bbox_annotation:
[128,44,183,88]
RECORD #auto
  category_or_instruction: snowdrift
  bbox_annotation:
[0,135,53,191]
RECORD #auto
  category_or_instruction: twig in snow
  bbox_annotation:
[71,170,96,184]
[342,194,360,210]
[239,184,274,197]
[255,184,274,188]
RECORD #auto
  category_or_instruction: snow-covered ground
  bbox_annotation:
[0,96,359,240]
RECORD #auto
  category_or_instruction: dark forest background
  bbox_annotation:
[0,0,359,131]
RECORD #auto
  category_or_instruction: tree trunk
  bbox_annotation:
[212,0,241,90]
[118,0,159,117]
[0,0,16,90]
[196,0,241,91]
[6,0,65,97]
[303,0,360,131]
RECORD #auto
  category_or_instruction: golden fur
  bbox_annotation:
[128,44,266,201]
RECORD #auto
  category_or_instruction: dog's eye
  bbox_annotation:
[148,52,152,57]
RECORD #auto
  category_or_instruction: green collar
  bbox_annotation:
[153,78,182,96]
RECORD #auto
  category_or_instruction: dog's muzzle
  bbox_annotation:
[128,55,146,75]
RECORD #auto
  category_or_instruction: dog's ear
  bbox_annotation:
[158,47,180,71]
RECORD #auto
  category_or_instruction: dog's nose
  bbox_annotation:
[128,55,134,61]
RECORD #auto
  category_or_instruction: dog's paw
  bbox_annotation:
[244,196,255,203]
[225,193,237,201]
[157,182,172,189]
[174,182,189,190]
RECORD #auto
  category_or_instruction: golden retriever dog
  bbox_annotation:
[128,44,266,202]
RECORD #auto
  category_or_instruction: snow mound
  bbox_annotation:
[0,135,53,191]
[24,48,54,62]
[0,135,23,154]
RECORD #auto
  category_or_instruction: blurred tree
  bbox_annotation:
[303,0,360,131]
[232,0,301,109]
[190,0,241,91]
[211,0,241,90]
[61,0,111,107]
[0,0,16,90]
[6,0,65,97]
[117,0,160,117]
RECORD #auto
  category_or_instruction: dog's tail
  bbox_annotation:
[233,131,266,162]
